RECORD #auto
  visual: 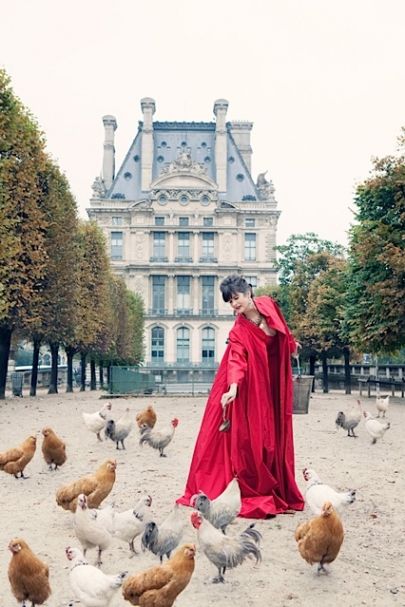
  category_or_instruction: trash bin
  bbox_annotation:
[11,372,24,397]
[293,375,314,414]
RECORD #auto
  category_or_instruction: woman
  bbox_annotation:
[177,275,304,518]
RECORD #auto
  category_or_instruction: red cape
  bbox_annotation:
[177,296,304,518]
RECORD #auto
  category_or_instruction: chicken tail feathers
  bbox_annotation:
[105,420,116,440]
[241,523,262,545]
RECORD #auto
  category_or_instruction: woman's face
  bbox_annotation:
[228,290,251,315]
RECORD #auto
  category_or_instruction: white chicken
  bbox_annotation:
[376,394,390,418]
[139,418,179,457]
[190,477,241,533]
[141,503,185,563]
[363,411,390,444]
[104,407,134,449]
[66,546,127,607]
[92,494,153,555]
[191,511,262,583]
[335,400,362,437]
[74,494,112,566]
[303,468,356,515]
[82,402,112,441]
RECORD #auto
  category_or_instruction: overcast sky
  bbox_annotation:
[1,0,404,247]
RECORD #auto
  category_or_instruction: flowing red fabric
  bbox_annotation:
[177,296,304,518]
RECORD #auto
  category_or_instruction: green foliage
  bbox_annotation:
[127,291,145,365]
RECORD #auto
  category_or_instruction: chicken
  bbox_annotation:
[141,504,185,563]
[74,494,112,566]
[41,426,67,470]
[363,411,390,444]
[105,407,134,449]
[303,468,356,515]
[376,394,390,418]
[122,543,196,607]
[0,435,36,479]
[191,512,262,583]
[8,538,51,606]
[92,494,153,555]
[66,546,127,607]
[335,400,362,437]
[56,459,116,512]
[190,477,241,533]
[136,404,157,430]
[295,500,344,574]
[139,418,179,457]
[82,402,112,441]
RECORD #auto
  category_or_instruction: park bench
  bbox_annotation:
[358,376,405,398]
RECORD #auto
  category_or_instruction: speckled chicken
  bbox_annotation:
[41,426,66,470]
[105,407,134,449]
[139,418,179,457]
[0,435,36,478]
[8,538,51,606]
[191,477,241,533]
[56,459,116,512]
[141,504,185,563]
[335,400,362,437]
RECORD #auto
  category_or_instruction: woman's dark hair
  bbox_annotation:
[220,274,252,303]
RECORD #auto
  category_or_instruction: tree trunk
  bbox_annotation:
[99,360,104,388]
[0,326,12,400]
[30,337,41,397]
[90,358,97,390]
[309,353,316,392]
[321,350,329,393]
[343,347,351,395]
[80,352,87,391]
[107,363,111,387]
[66,347,75,393]
[48,342,59,394]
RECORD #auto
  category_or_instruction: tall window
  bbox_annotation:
[201,276,215,313]
[177,232,190,259]
[244,275,258,289]
[152,276,166,313]
[151,326,164,363]
[111,231,123,260]
[202,232,214,259]
[244,233,256,261]
[177,276,191,312]
[202,326,215,363]
[153,232,166,259]
[176,327,190,362]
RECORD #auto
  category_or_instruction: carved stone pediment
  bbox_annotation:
[151,151,217,190]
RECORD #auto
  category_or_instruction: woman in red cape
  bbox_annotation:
[177,275,304,518]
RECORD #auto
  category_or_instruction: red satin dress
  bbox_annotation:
[177,296,304,518]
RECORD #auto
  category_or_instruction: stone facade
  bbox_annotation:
[87,98,280,379]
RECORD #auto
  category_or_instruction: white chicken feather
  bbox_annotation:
[74,494,112,566]
[191,477,241,533]
[82,402,112,441]
[303,468,356,515]
[363,411,390,444]
[376,394,390,418]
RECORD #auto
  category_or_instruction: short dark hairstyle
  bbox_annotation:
[220,274,252,302]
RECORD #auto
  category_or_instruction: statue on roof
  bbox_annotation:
[256,171,275,201]
[160,150,207,176]
[91,175,106,198]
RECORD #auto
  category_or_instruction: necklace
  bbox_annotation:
[244,313,264,327]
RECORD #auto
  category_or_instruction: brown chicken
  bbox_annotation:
[295,501,344,574]
[8,538,51,606]
[136,405,157,430]
[122,543,195,607]
[56,459,116,512]
[0,436,36,478]
[41,426,67,470]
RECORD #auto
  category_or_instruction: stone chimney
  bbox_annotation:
[102,115,117,190]
[140,97,156,191]
[228,121,253,172]
[213,99,229,193]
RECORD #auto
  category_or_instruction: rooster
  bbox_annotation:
[295,500,344,574]
[141,504,185,563]
[8,538,51,606]
[303,468,356,515]
[82,402,112,441]
[191,512,262,583]
[376,394,390,418]
[66,546,127,607]
[105,407,133,449]
[56,459,116,512]
[74,494,112,566]
[363,411,390,444]
[122,543,196,607]
[0,435,36,479]
[191,477,241,533]
[41,426,66,470]
[139,418,179,457]
[136,404,157,430]
[335,400,362,437]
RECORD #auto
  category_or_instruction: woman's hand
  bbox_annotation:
[221,383,238,407]
[291,341,301,359]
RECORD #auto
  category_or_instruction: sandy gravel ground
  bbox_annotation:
[0,388,404,607]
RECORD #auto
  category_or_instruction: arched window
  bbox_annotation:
[202,326,215,363]
[176,327,190,363]
[151,326,164,364]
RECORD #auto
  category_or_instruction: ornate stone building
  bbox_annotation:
[87,98,279,385]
